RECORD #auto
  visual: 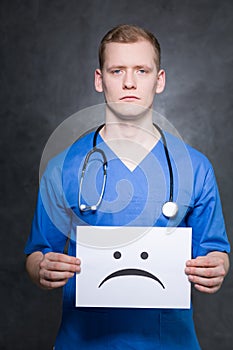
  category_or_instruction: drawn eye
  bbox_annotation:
[113,251,121,259]
[140,252,149,260]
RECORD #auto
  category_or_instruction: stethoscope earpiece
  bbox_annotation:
[79,204,98,212]
[79,204,87,211]
[90,205,97,211]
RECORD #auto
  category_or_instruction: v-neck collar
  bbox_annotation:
[96,133,162,173]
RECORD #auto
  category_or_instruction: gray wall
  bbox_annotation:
[1,0,232,349]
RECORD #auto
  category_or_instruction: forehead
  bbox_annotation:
[103,41,157,68]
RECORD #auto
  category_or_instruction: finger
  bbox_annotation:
[46,252,81,265]
[41,270,75,282]
[193,283,221,294]
[187,274,224,288]
[41,253,81,273]
[40,277,70,290]
[186,256,223,268]
[41,259,81,273]
[185,265,225,278]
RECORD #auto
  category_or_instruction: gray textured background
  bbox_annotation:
[0,0,232,349]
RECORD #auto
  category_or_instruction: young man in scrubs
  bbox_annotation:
[25,24,230,349]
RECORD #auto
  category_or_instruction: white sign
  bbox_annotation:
[76,226,192,309]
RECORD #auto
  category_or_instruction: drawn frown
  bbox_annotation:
[98,251,165,289]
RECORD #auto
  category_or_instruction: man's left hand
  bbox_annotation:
[185,251,229,294]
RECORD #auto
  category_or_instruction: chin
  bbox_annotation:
[106,102,151,121]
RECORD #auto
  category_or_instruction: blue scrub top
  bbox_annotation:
[25,131,230,350]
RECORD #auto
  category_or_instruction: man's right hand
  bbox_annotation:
[26,251,81,290]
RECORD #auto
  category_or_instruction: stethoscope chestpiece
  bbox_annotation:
[162,201,178,218]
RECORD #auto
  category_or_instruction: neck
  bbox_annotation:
[100,122,160,153]
[100,106,160,149]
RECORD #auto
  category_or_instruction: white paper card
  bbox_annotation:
[76,226,192,309]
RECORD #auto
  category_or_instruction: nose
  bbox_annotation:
[123,70,136,89]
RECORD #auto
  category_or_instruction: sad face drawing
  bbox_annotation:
[76,226,191,308]
[98,250,165,289]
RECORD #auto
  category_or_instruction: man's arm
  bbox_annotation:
[185,251,229,294]
[26,251,81,290]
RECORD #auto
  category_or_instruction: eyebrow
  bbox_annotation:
[106,65,153,71]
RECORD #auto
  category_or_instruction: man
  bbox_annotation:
[25,24,230,349]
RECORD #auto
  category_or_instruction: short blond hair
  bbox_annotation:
[98,24,161,70]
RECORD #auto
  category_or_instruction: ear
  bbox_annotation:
[155,69,166,94]
[95,69,103,92]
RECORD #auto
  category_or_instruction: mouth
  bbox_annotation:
[119,96,140,102]
[98,268,165,289]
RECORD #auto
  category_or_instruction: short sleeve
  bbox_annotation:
[24,157,71,255]
[187,165,230,258]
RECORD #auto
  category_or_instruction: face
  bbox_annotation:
[95,40,165,120]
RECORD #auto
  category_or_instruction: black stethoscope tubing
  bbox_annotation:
[78,124,178,218]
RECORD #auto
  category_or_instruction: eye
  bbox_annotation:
[113,251,121,259]
[137,69,146,74]
[140,252,149,260]
[112,69,122,75]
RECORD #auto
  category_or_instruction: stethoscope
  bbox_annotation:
[78,124,178,218]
